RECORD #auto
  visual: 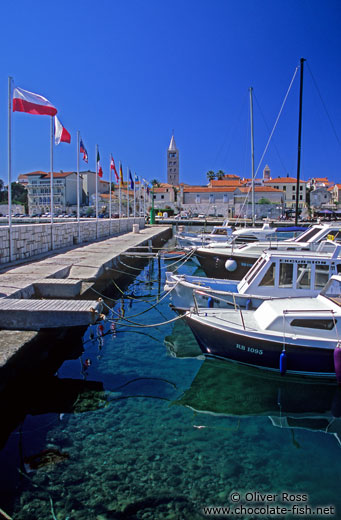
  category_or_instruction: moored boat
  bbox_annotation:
[185,274,341,379]
[166,241,341,312]
[195,222,341,280]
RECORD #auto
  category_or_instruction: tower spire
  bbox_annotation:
[167,133,179,185]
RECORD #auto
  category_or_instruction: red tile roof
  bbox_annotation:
[23,171,76,178]
[210,179,244,187]
[265,177,306,184]
[236,186,282,193]
[184,186,237,193]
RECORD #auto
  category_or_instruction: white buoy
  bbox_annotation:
[225,259,237,272]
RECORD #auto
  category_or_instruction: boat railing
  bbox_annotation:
[192,289,246,330]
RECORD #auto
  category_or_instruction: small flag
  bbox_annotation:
[129,170,134,189]
[135,173,139,184]
[54,116,71,145]
[80,139,88,163]
[143,178,150,195]
[119,162,124,187]
[111,155,119,182]
[97,150,103,178]
[13,86,57,116]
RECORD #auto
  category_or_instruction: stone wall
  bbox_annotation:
[0,217,145,265]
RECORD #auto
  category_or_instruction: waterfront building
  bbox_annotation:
[265,176,307,210]
[167,135,179,185]
[331,184,341,205]
[23,170,109,215]
[310,186,333,208]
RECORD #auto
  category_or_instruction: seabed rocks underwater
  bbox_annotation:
[3,251,341,520]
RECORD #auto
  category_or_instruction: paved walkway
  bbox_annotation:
[0,226,171,299]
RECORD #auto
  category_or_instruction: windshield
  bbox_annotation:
[294,227,321,243]
[320,277,341,305]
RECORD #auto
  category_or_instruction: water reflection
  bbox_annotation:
[175,359,341,446]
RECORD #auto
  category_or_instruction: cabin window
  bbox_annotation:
[259,262,275,286]
[279,263,293,287]
[290,319,335,330]
[314,265,330,290]
[296,263,311,289]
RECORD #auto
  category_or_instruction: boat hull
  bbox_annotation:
[195,250,256,280]
[185,314,336,378]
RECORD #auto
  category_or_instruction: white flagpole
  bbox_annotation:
[109,154,112,234]
[95,144,98,237]
[144,182,146,217]
[8,76,13,262]
[119,162,122,218]
[133,173,136,218]
[126,167,129,218]
[77,131,80,243]
[50,116,54,249]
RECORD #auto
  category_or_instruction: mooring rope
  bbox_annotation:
[90,277,183,321]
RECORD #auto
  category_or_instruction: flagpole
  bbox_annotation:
[109,154,112,234]
[95,144,98,237]
[77,131,80,243]
[126,167,129,218]
[8,76,13,262]
[133,173,136,218]
[119,162,122,218]
[50,116,54,250]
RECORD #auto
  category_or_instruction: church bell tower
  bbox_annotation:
[167,134,179,185]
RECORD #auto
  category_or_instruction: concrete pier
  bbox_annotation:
[0,225,172,376]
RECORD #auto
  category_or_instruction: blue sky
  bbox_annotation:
[0,0,341,186]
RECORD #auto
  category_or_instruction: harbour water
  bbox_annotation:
[0,238,340,519]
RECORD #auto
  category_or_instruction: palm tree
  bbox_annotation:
[206,170,215,182]
[216,169,225,180]
[150,179,161,187]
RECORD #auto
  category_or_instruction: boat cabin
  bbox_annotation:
[237,242,341,298]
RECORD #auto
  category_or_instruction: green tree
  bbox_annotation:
[150,179,161,187]
[258,197,271,204]
[206,170,215,182]
[216,169,225,180]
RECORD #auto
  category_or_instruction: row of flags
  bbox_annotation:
[11,85,151,191]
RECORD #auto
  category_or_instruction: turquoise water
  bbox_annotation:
[0,249,341,519]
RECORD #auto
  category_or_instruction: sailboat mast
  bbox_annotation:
[295,57,305,226]
[249,87,255,225]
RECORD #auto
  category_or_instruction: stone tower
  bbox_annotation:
[167,134,179,185]
[263,164,271,181]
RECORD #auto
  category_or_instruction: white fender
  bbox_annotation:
[225,259,237,272]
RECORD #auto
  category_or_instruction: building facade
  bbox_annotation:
[24,170,109,215]
[265,176,306,209]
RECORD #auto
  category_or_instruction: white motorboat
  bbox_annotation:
[166,241,341,312]
[185,274,341,379]
[195,222,341,280]
[175,220,233,248]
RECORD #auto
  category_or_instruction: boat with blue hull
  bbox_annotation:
[185,275,341,379]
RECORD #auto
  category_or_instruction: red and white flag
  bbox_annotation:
[12,87,57,116]
[54,116,71,145]
[97,150,103,178]
[110,155,119,182]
